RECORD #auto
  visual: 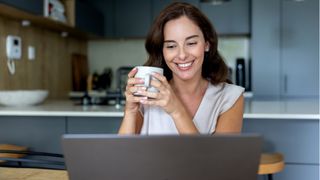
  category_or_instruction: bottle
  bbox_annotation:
[235,58,246,88]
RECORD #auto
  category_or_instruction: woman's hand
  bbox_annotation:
[137,73,181,115]
[136,72,199,134]
[124,68,148,114]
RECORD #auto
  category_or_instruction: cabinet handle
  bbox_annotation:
[283,75,288,94]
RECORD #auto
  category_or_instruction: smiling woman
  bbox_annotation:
[118,2,244,135]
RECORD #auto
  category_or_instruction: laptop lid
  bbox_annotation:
[62,134,262,180]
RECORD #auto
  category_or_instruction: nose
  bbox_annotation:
[178,47,187,60]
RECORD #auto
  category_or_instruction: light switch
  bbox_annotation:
[28,46,35,60]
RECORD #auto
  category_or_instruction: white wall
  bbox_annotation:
[88,37,249,89]
[88,39,147,88]
[218,37,250,82]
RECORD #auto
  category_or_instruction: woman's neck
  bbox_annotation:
[170,76,208,96]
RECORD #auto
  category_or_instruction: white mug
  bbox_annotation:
[134,66,163,95]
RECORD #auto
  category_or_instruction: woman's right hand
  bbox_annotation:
[124,67,148,114]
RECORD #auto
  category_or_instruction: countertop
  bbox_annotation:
[0,99,319,120]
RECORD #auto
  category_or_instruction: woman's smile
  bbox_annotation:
[175,60,194,70]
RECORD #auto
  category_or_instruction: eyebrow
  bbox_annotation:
[163,35,200,43]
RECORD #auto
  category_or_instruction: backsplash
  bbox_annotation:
[0,16,87,99]
[88,37,250,89]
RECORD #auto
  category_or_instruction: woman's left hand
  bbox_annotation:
[137,73,181,115]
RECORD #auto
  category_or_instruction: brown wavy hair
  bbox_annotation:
[144,2,230,85]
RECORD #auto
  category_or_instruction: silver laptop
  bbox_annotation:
[62,134,262,180]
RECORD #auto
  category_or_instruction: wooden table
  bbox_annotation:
[0,167,68,180]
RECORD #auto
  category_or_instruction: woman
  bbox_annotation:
[118,2,244,135]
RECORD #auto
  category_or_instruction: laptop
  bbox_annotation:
[62,134,262,180]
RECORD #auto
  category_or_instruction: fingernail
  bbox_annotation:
[140,87,147,90]
[140,99,145,103]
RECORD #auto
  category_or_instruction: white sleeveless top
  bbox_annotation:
[140,82,244,135]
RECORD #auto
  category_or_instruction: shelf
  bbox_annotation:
[0,3,98,39]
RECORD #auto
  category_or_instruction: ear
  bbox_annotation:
[205,42,210,52]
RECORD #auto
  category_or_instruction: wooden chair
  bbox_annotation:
[0,144,28,163]
[0,144,65,170]
[258,153,285,180]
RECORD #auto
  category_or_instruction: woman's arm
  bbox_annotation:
[215,95,244,133]
[118,67,146,134]
[118,111,143,134]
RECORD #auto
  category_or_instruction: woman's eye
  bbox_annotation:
[187,42,197,46]
[166,45,176,49]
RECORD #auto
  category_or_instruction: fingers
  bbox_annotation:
[127,86,147,94]
[126,67,144,89]
[125,88,148,103]
[125,92,148,102]
[126,77,144,87]
[151,72,168,85]
[149,73,169,91]
[125,71,170,106]
[127,67,138,78]
[135,90,159,99]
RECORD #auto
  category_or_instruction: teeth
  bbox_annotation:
[177,62,192,68]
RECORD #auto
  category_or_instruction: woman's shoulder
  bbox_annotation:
[207,82,244,114]
[208,82,245,94]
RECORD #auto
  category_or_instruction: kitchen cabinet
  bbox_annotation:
[0,1,97,39]
[152,0,199,21]
[280,0,319,97]
[87,0,114,37]
[0,0,43,15]
[0,116,65,154]
[75,0,104,36]
[251,0,281,97]
[252,0,319,98]
[243,118,319,180]
[90,0,249,38]
[67,117,122,134]
[0,116,121,154]
[113,0,152,38]
[199,0,250,35]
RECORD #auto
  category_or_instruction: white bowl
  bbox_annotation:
[0,90,49,106]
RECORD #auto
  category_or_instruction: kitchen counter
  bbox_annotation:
[0,101,124,117]
[244,98,319,120]
[0,99,318,120]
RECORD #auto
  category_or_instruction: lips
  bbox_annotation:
[175,61,194,70]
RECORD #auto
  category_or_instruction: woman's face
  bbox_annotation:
[162,16,209,81]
